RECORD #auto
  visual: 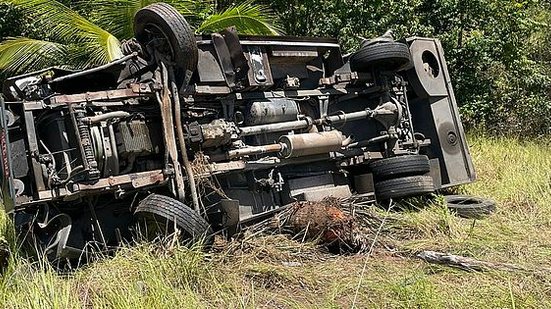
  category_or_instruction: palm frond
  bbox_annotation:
[78,0,212,40]
[5,0,122,63]
[68,35,123,69]
[197,0,280,35]
[0,37,67,73]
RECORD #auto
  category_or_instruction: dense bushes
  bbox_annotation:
[1,1,550,135]
[0,3,24,81]
[0,4,24,39]
[270,0,551,135]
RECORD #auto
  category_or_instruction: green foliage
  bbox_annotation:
[0,0,279,74]
[81,0,212,40]
[1,136,551,307]
[0,3,27,80]
[271,0,551,135]
[271,0,434,51]
[428,0,551,135]
[1,0,123,72]
[197,0,279,35]
[0,38,67,72]
[0,3,25,41]
[1,0,550,134]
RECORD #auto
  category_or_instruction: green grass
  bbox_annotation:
[1,134,551,308]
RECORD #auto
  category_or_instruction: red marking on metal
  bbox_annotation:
[0,130,9,179]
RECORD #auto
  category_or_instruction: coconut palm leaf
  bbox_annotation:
[197,0,280,35]
[68,35,124,69]
[0,0,279,74]
[0,37,67,73]
[79,0,211,40]
[5,0,122,64]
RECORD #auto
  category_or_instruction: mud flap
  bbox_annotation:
[220,199,240,235]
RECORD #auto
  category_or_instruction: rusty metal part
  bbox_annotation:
[322,109,373,126]
[33,169,167,202]
[170,67,200,212]
[371,100,401,130]
[49,53,137,84]
[227,143,283,159]
[319,71,374,86]
[278,131,346,159]
[200,119,236,148]
[81,111,131,125]
[158,63,186,200]
[239,118,313,137]
[227,131,348,160]
[82,169,165,192]
[116,120,158,158]
[49,83,154,106]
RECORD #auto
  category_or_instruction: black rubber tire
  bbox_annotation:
[369,155,431,180]
[134,3,198,88]
[375,175,435,200]
[134,194,212,244]
[444,195,496,219]
[350,41,412,72]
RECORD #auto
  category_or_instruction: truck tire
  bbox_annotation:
[350,41,412,72]
[134,194,212,244]
[134,3,198,88]
[369,155,430,180]
[375,175,435,200]
[444,195,496,219]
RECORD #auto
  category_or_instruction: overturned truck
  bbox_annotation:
[0,3,474,261]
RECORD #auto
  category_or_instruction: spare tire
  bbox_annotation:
[375,175,435,200]
[350,41,412,72]
[134,3,198,88]
[444,195,496,219]
[369,155,430,180]
[134,194,212,244]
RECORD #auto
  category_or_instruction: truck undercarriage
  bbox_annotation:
[0,3,474,263]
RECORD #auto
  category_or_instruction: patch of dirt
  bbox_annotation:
[288,199,354,244]
[242,197,391,254]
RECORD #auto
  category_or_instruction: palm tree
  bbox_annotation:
[0,0,279,74]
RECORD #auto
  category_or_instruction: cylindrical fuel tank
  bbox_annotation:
[278,131,345,158]
[245,98,300,125]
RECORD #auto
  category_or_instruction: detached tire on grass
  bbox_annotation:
[375,175,435,200]
[134,194,212,245]
[444,195,496,219]
[369,155,430,180]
